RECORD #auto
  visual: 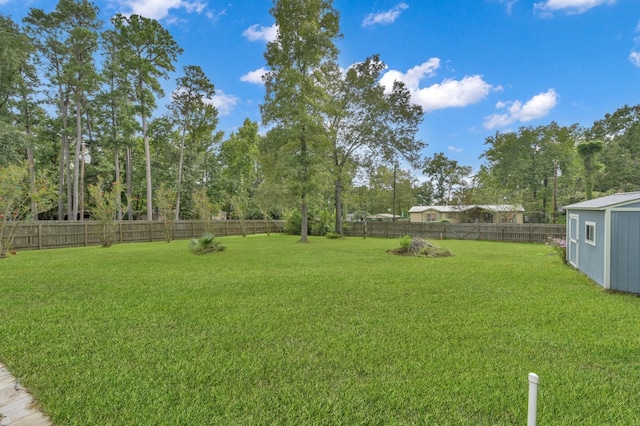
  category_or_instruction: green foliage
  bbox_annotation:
[576,140,604,200]
[311,208,335,236]
[0,161,54,257]
[156,183,176,242]
[189,234,225,255]
[87,178,122,247]
[399,234,412,252]
[325,231,342,239]
[423,152,472,205]
[283,208,303,235]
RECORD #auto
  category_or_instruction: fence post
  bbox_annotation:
[38,223,42,250]
[84,223,88,246]
[527,372,539,426]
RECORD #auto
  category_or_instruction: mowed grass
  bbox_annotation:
[1,235,640,425]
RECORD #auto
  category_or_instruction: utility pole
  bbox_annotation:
[392,163,397,222]
[552,160,558,223]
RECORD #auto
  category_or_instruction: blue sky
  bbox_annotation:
[2,0,640,172]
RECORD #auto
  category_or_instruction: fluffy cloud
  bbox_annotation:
[534,0,615,15]
[243,24,278,42]
[483,89,558,129]
[380,59,497,112]
[413,76,495,111]
[240,68,268,85]
[630,51,640,67]
[448,146,463,153]
[115,0,207,20]
[362,2,408,27]
[205,90,239,116]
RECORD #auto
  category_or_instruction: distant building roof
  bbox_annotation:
[563,192,640,210]
[409,204,524,214]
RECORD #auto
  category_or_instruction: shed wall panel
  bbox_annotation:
[611,212,640,294]
[571,210,606,286]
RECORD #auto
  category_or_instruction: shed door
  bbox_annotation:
[568,214,579,267]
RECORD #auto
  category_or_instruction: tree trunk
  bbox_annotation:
[57,87,70,220]
[72,101,83,221]
[114,149,122,220]
[175,127,186,221]
[301,194,308,243]
[300,134,308,242]
[126,146,133,220]
[142,115,153,221]
[334,175,343,235]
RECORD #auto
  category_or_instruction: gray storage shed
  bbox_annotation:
[564,192,640,294]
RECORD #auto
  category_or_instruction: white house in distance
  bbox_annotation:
[409,205,525,224]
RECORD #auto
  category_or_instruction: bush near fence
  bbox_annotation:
[344,221,565,243]
[7,220,285,251]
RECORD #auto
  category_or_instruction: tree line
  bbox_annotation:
[1,0,638,243]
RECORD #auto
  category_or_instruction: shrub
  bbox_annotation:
[546,237,567,263]
[391,236,454,258]
[311,209,335,236]
[189,234,225,255]
[399,235,412,252]
[283,209,303,235]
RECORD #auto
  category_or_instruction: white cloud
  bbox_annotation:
[483,89,558,129]
[413,76,495,111]
[380,59,497,111]
[362,2,408,27]
[243,24,278,42]
[206,9,227,23]
[495,0,519,14]
[240,68,267,85]
[630,51,640,67]
[115,0,207,20]
[448,146,463,153]
[205,90,239,116]
[380,58,440,93]
[534,0,615,15]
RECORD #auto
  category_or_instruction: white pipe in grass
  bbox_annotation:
[528,372,539,426]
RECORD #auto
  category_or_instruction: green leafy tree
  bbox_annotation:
[23,6,73,219]
[0,162,54,258]
[59,0,101,221]
[111,13,183,220]
[422,152,472,205]
[320,56,424,234]
[218,118,260,211]
[169,65,219,220]
[87,178,122,247]
[576,140,603,200]
[96,28,138,220]
[364,165,416,216]
[478,123,579,221]
[261,0,341,242]
[589,104,640,193]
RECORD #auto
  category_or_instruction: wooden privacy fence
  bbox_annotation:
[344,221,566,243]
[7,220,284,251]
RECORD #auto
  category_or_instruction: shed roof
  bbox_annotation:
[563,192,640,210]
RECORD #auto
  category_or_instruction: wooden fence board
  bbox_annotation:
[344,222,565,243]
[7,220,285,252]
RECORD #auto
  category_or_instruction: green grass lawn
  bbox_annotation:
[1,235,639,425]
